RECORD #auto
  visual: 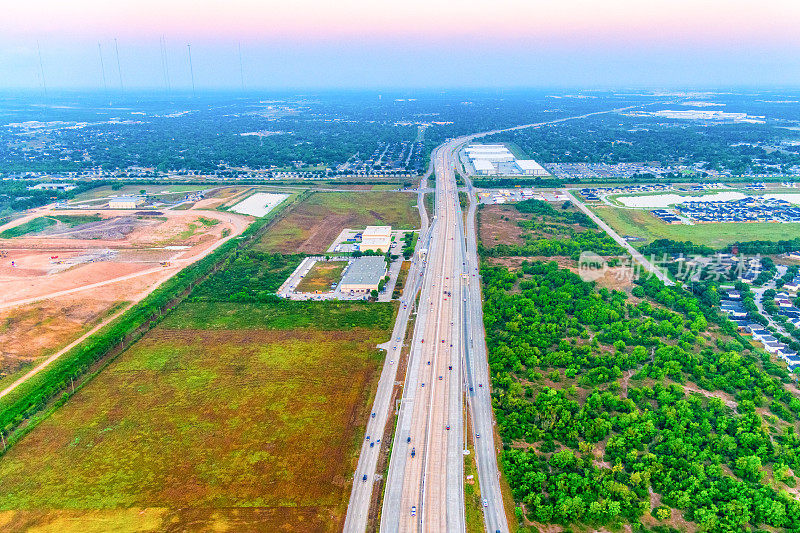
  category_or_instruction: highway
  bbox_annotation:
[379,141,466,532]
[347,104,656,533]
[342,171,433,533]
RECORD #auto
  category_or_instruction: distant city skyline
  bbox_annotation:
[2,0,800,89]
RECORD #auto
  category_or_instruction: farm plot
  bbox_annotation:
[255,191,419,253]
[0,299,395,532]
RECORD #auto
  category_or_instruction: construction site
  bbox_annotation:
[0,202,252,388]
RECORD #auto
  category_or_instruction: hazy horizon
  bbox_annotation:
[2,0,800,90]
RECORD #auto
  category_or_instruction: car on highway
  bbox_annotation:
[483,499,488,507]
[476,433,480,438]
[446,424,450,430]
[362,474,368,482]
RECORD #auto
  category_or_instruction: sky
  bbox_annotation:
[2,0,800,89]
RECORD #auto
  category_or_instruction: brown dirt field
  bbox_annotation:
[483,256,577,272]
[0,268,169,384]
[478,205,526,247]
[0,208,250,307]
[256,192,418,254]
[593,266,637,293]
[0,260,153,303]
[0,206,252,394]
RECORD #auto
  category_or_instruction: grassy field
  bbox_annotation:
[0,214,105,239]
[0,298,395,532]
[255,191,419,253]
[296,261,347,293]
[72,185,206,201]
[0,217,56,238]
[162,300,395,330]
[591,205,800,248]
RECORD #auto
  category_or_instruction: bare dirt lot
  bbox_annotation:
[0,206,252,385]
[255,191,419,254]
[477,205,526,247]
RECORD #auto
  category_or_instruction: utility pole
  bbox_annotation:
[160,35,171,93]
[187,43,196,97]
[114,38,124,91]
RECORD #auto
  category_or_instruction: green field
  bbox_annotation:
[0,298,394,532]
[0,214,105,239]
[255,191,419,253]
[0,217,56,238]
[296,261,347,293]
[71,185,207,202]
[591,205,800,248]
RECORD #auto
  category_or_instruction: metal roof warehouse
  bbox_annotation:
[339,256,387,293]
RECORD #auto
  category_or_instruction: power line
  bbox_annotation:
[114,38,124,91]
[160,35,171,93]
[36,41,47,98]
[98,42,108,92]
[187,43,196,97]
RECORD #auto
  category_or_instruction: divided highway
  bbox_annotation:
[347,104,655,533]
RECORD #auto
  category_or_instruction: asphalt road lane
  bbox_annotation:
[348,103,657,533]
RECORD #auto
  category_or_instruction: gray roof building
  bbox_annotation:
[339,256,387,292]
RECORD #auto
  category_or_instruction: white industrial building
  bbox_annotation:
[472,160,496,176]
[108,196,145,209]
[464,144,515,163]
[359,225,392,252]
[515,160,549,176]
[463,143,549,177]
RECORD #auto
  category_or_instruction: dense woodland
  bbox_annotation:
[480,201,800,531]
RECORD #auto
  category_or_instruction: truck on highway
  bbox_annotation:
[411,447,415,458]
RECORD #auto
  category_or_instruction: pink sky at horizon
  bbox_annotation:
[5,0,800,48]
[3,0,800,88]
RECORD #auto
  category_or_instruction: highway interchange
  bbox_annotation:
[345,104,655,533]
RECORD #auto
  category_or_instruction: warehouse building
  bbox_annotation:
[339,256,387,293]
[359,225,392,252]
[464,143,548,177]
[472,160,497,176]
[516,159,549,176]
[108,196,145,209]
[464,144,515,163]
